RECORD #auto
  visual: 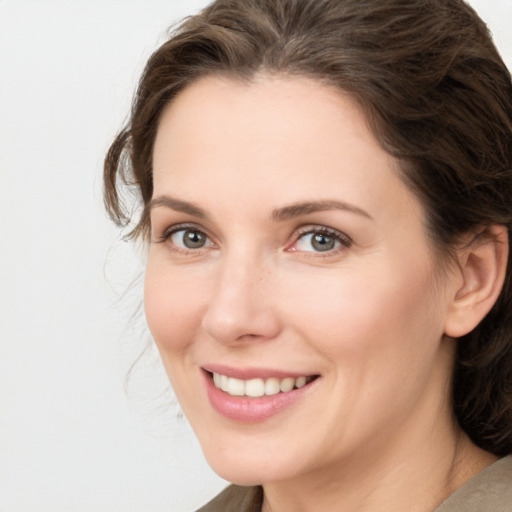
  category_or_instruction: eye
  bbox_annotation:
[166,227,214,250]
[292,227,351,253]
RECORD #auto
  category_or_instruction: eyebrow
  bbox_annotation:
[147,195,207,219]
[147,195,371,221]
[271,199,372,221]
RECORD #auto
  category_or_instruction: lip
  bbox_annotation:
[202,368,319,423]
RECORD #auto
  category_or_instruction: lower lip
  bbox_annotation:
[204,372,317,423]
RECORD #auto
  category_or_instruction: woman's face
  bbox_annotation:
[145,75,459,485]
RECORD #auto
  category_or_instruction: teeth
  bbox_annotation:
[246,378,265,397]
[212,373,314,397]
[265,377,280,396]
[227,377,245,396]
[220,374,229,392]
[295,376,307,388]
[280,377,295,392]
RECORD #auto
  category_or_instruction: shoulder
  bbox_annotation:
[434,455,512,512]
[196,484,263,512]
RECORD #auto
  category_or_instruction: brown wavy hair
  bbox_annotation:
[104,0,512,455]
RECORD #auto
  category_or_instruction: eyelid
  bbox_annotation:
[153,222,199,239]
[288,225,352,253]
[153,222,351,255]
[153,222,216,249]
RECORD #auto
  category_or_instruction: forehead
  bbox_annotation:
[151,74,423,229]
[154,75,383,178]
[153,74,376,155]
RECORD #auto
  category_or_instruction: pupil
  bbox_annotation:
[184,230,205,248]
[312,233,335,251]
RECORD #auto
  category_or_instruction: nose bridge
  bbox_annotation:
[201,246,280,344]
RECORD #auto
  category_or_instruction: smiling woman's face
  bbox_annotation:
[145,75,460,486]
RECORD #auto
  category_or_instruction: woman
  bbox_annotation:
[104,0,512,510]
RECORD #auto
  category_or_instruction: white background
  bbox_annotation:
[1,1,511,511]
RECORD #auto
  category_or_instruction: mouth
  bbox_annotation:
[210,372,318,398]
[202,368,320,422]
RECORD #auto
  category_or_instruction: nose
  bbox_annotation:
[201,254,282,345]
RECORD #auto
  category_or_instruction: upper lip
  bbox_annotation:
[202,364,318,380]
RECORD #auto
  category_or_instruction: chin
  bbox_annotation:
[201,442,295,486]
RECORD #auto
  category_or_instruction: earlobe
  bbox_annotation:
[444,225,509,339]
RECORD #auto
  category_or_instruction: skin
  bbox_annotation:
[145,75,498,512]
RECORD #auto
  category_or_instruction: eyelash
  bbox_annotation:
[290,226,352,255]
[155,223,215,254]
[154,223,352,255]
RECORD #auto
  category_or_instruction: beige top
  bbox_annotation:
[196,455,512,512]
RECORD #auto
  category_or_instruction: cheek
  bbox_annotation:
[143,262,208,354]
[283,265,447,434]
[282,262,441,361]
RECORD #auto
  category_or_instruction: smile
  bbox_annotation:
[204,368,320,422]
[212,372,316,397]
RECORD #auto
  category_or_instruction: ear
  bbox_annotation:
[444,225,508,338]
